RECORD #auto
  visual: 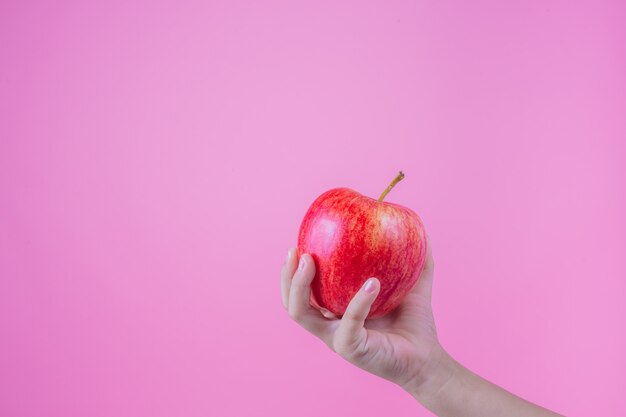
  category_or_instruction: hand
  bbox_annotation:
[280,236,442,392]
[281,238,564,417]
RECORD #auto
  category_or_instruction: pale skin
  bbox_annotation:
[280,237,563,417]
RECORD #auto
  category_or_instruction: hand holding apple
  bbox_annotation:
[280,245,563,417]
[280,236,441,395]
[282,182,564,416]
[297,172,428,318]
[279,172,438,394]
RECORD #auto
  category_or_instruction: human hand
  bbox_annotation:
[282,238,564,417]
[280,236,442,392]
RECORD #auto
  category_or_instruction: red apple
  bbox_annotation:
[297,172,428,319]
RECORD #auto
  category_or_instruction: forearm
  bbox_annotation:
[404,344,563,417]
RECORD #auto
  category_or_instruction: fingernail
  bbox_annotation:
[298,256,306,271]
[286,248,293,263]
[363,278,376,294]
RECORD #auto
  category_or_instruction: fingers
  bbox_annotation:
[423,235,434,276]
[288,254,316,320]
[413,235,435,301]
[288,253,319,324]
[334,278,380,358]
[280,248,298,309]
[287,253,335,346]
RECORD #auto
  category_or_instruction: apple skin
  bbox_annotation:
[297,187,428,319]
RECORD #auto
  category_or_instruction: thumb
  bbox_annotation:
[334,278,380,357]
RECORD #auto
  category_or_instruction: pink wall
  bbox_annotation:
[1,1,625,416]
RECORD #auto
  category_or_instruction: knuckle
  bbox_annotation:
[342,310,363,327]
[347,340,369,362]
[332,338,349,357]
[344,309,360,322]
[333,336,362,361]
[292,276,313,292]
[292,277,307,290]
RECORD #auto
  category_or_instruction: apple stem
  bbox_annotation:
[378,171,405,202]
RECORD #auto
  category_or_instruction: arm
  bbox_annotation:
[406,343,562,416]
[280,238,563,417]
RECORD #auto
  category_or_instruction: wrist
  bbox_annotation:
[401,342,460,406]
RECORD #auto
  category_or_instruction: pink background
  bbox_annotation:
[1,1,625,416]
